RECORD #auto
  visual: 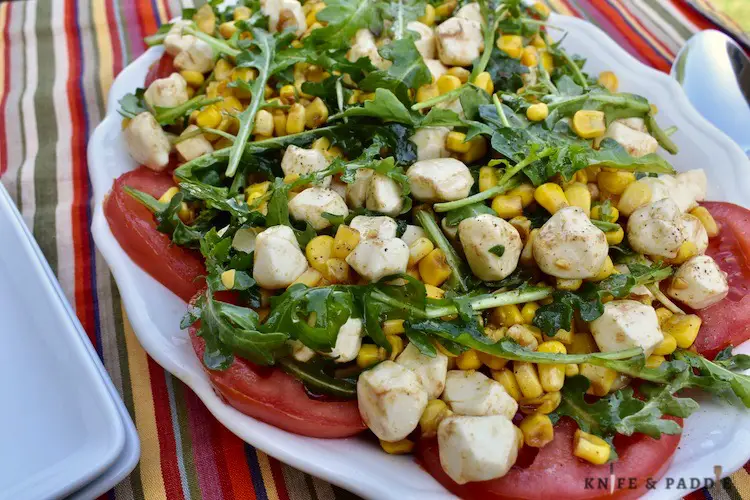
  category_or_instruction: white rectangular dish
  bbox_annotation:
[88,13,750,499]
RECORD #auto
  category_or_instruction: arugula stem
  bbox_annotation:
[145,33,167,47]
[182,26,241,59]
[493,94,510,128]
[646,283,684,314]
[424,286,554,318]
[369,290,428,318]
[646,114,679,154]
[559,48,588,90]
[664,126,678,137]
[154,95,221,125]
[591,219,620,232]
[411,86,464,111]
[471,6,509,80]
[415,209,471,293]
[278,358,357,399]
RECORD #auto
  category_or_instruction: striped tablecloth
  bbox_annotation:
[0,0,748,499]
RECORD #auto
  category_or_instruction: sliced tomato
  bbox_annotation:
[694,202,750,358]
[145,52,175,87]
[416,417,682,500]
[104,167,205,302]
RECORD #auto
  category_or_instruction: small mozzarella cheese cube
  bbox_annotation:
[329,177,348,199]
[590,300,663,357]
[164,20,194,56]
[348,29,390,70]
[288,340,315,362]
[617,117,648,133]
[345,168,373,208]
[627,198,686,258]
[603,121,658,158]
[438,415,519,485]
[366,173,404,216]
[436,96,464,118]
[424,59,448,81]
[410,127,451,161]
[639,176,675,207]
[407,21,436,59]
[455,2,483,24]
[674,169,707,212]
[281,145,332,187]
[407,158,474,202]
[667,255,729,309]
[533,206,609,279]
[263,0,306,36]
[253,225,308,289]
[144,73,189,108]
[441,217,458,240]
[681,213,708,255]
[357,360,428,441]
[288,187,348,231]
[396,343,449,399]
[442,370,518,418]
[329,318,363,363]
[173,37,215,73]
[346,238,409,282]
[123,112,172,171]
[435,17,483,67]
[458,214,522,281]
[401,224,427,246]
[350,215,398,240]
[175,125,213,162]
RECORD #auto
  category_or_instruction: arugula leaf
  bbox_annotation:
[589,139,675,174]
[265,178,317,246]
[380,37,432,91]
[444,202,497,227]
[489,245,505,257]
[336,88,416,124]
[676,350,750,406]
[714,346,750,371]
[118,89,148,118]
[415,208,474,293]
[278,357,358,399]
[153,95,222,126]
[304,0,384,50]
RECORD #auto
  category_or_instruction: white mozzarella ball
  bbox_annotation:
[674,169,707,212]
[627,198,687,258]
[424,59,448,82]
[347,29,390,70]
[681,213,708,255]
[144,73,189,108]
[357,360,428,441]
[438,415,519,484]
[281,145,331,187]
[263,0,307,35]
[667,255,729,310]
[345,168,373,208]
[401,224,427,246]
[533,206,609,279]
[616,117,648,133]
[329,177,348,199]
[252,225,308,289]
[435,17,483,67]
[366,173,404,216]
[407,158,474,202]
[407,21,436,59]
[456,2,483,23]
[410,127,451,161]
[442,370,518,419]
[441,217,459,240]
[174,125,213,162]
[396,343,449,399]
[346,238,409,282]
[329,318,363,363]
[173,37,215,74]
[436,97,464,118]
[603,121,658,158]
[458,214,522,281]
[123,112,172,171]
[288,187,348,230]
[288,340,315,362]
[590,300,663,357]
[164,20,195,56]
[350,215,398,240]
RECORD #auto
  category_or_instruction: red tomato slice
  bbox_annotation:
[104,167,206,302]
[694,202,750,358]
[145,52,175,87]
[416,417,682,500]
[189,325,366,438]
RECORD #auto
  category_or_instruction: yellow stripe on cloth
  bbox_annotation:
[731,468,750,497]
[123,307,168,500]
[544,0,575,16]
[257,452,281,500]
[0,4,7,110]
[92,0,114,103]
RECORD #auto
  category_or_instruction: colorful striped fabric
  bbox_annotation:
[0,0,747,498]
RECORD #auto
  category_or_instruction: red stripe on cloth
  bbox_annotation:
[607,0,675,61]
[671,0,726,31]
[216,424,258,499]
[184,388,227,499]
[148,358,187,500]
[0,3,13,177]
[135,0,159,52]
[105,0,124,77]
[269,458,291,500]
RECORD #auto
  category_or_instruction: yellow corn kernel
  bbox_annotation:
[437,74,462,95]
[383,319,405,336]
[497,34,523,59]
[652,333,677,356]
[521,302,539,324]
[445,131,470,153]
[425,284,445,299]
[671,241,698,265]
[419,3,436,25]
[219,21,237,39]
[305,235,335,273]
[521,46,539,67]
[246,182,270,203]
[579,363,617,396]
[461,137,488,164]
[386,335,404,360]
[537,341,567,392]
[232,5,251,19]
[491,368,521,400]
[420,399,451,437]
[447,66,470,83]
[179,70,204,88]
[662,314,702,348]
[357,344,386,369]
[434,0,457,17]
[572,110,606,139]
[408,237,435,267]
[290,267,323,288]
[508,183,535,207]
[252,109,274,137]
[196,106,222,130]
[287,103,306,134]
[534,183,569,214]
[304,97,328,129]
[569,333,597,354]
[478,351,507,370]
[565,363,579,377]
[272,111,287,137]
[540,50,554,72]
[590,204,618,223]
[416,83,439,102]
[532,1,551,17]
[526,102,549,122]
[519,391,561,415]
[406,266,421,281]
[520,228,538,266]
[689,206,719,237]
[493,304,524,328]
[456,350,482,370]
[617,180,651,216]
[598,71,619,93]
[283,173,301,185]
[478,166,498,193]
[509,216,531,242]
[590,256,615,282]
[598,171,636,196]
[645,354,666,369]
[491,195,523,219]
[514,361,544,399]
[325,258,350,283]
[279,84,296,105]
[214,58,235,81]
[332,225,360,259]
[507,324,541,350]
[419,248,452,286]
[564,182,592,216]
[574,430,610,465]
[530,34,546,49]
[472,71,494,95]
[519,414,554,447]
[220,269,236,289]
[555,278,582,292]
[194,4,216,33]
[655,307,673,325]
[602,226,623,246]
[158,187,180,204]
[221,96,243,114]
[311,137,330,151]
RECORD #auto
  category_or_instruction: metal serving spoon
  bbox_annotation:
[671,29,750,156]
